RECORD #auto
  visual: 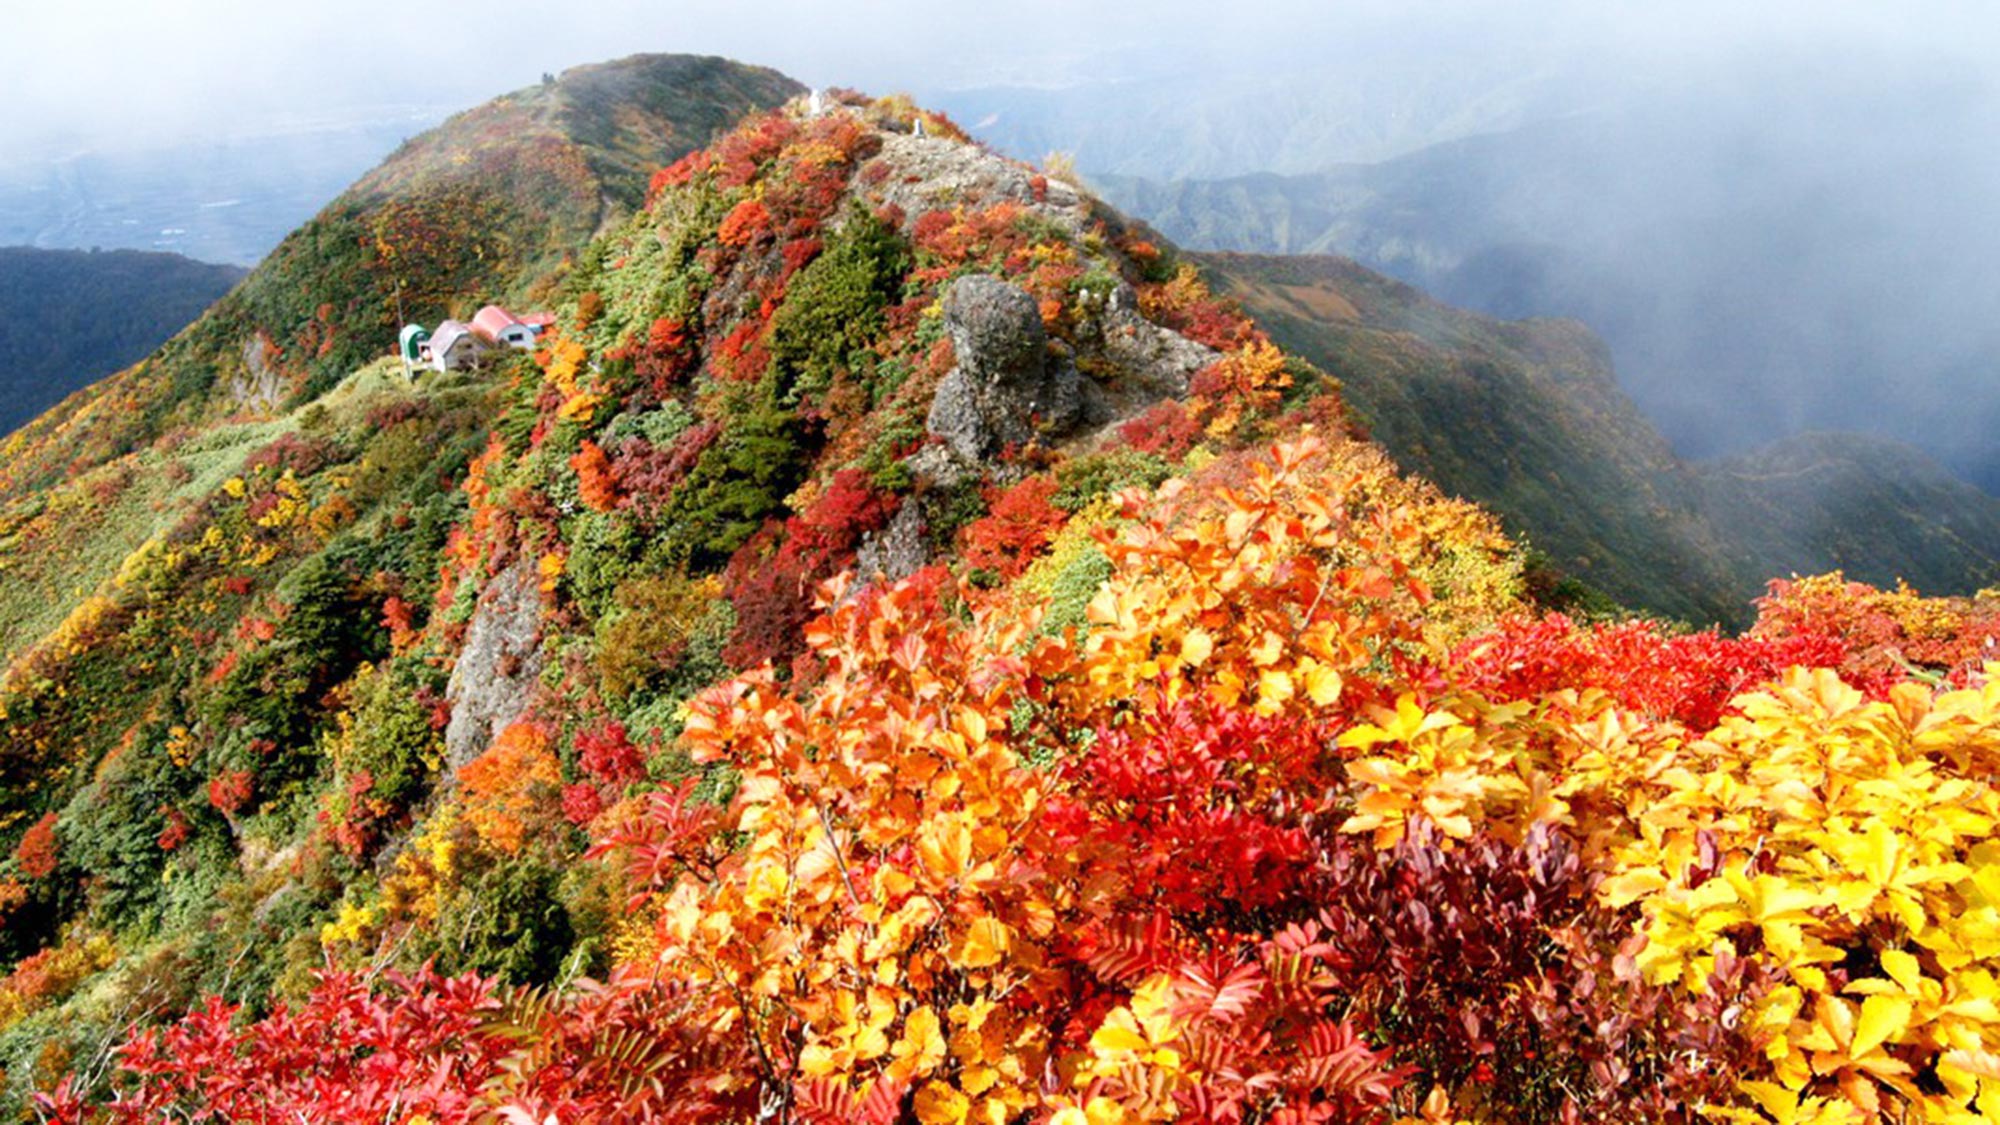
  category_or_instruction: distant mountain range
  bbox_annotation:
[1087,75,2000,495]
[0,247,245,436]
[1206,252,2000,625]
[0,111,449,266]
[926,53,1606,179]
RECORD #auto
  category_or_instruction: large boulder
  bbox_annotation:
[926,274,1084,461]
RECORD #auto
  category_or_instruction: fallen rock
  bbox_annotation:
[855,501,929,583]
[1090,282,1219,401]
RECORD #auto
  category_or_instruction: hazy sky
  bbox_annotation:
[10,1,2000,156]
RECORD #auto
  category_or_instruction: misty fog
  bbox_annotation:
[1058,44,2000,489]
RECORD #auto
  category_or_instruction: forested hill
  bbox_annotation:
[0,54,802,504]
[1203,251,2000,625]
[0,247,245,436]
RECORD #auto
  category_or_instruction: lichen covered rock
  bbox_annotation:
[926,274,1085,460]
[444,560,545,771]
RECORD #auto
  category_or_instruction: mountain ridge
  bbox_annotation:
[0,55,801,505]
[5,57,2000,1124]
[0,82,1514,1113]
[1202,251,2000,624]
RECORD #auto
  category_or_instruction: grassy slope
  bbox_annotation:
[0,94,1504,1099]
[0,55,801,507]
[0,55,800,667]
[1203,252,1742,624]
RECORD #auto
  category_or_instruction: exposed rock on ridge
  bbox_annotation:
[444,561,545,770]
[926,274,1085,461]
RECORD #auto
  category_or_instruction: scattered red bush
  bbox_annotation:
[1450,613,1847,729]
[959,474,1066,578]
[14,814,57,880]
[575,719,644,786]
[1118,400,1203,459]
[207,771,254,818]
[717,198,773,248]
[570,439,619,513]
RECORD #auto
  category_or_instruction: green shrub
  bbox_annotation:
[427,854,576,986]
[1051,450,1172,511]
[594,572,724,703]
[768,207,910,406]
[665,400,809,566]
[600,400,694,449]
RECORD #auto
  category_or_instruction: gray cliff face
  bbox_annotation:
[925,274,1085,461]
[841,130,1224,580]
[854,502,929,584]
[443,560,545,770]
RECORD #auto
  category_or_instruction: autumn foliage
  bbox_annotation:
[39,426,2000,1122]
[22,96,2000,1125]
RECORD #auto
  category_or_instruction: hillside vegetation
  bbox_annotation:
[1204,252,2000,626]
[0,248,244,437]
[0,54,800,506]
[0,68,1997,1125]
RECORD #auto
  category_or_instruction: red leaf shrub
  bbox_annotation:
[959,474,1066,578]
[575,719,644,786]
[14,813,57,880]
[561,783,604,827]
[608,420,720,519]
[155,807,190,852]
[207,771,254,818]
[1450,613,1846,729]
[717,198,773,249]
[570,439,619,513]
[722,470,899,669]
[1117,400,1202,459]
[1751,573,2000,692]
[634,316,696,393]
[1298,824,1773,1122]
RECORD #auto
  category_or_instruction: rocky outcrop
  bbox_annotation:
[855,502,928,583]
[1087,283,1219,402]
[443,560,544,770]
[864,132,1087,224]
[926,274,1085,461]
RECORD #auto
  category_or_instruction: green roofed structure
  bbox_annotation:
[398,324,431,377]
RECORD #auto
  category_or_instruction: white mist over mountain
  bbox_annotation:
[7,0,1999,487]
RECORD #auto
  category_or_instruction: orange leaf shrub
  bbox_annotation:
[458,721,563,855]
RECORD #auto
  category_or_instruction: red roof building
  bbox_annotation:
[471,305,540,348]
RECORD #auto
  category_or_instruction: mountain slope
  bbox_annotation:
[1695,432,2000,593]
[0,55,801,504]
[1094,89,2000,493]
[0,247,245,436]
[9,73,2000,1125]
[0,85,1531,1113]
[1203,252,2000,625]
[0,56,798,663]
